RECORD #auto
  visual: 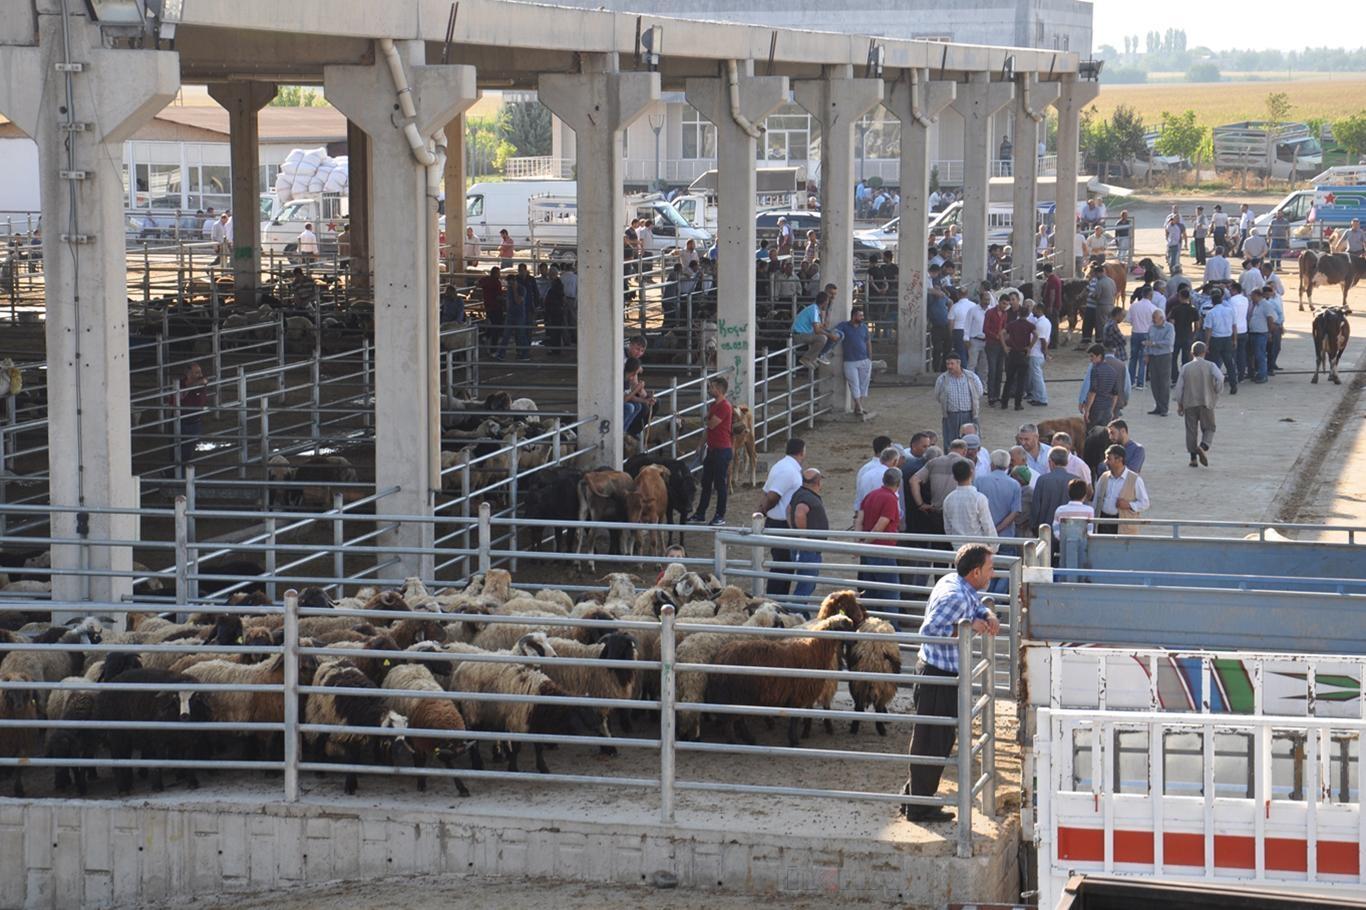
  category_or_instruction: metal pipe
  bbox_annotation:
[173,495,189,608]
[725,60,763,140]
[956,620,974,859]
[659,603,677,824]
[282,588,300,802]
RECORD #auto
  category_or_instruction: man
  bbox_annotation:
[1015,423,1049,476]
[948,289,978,367]
[1027,301,1051,406]
[297,223,319,264]
[1241,229,1268,263]
[757,438,807,596]
[1052,479,1095,538]
[859,468,903,592]
[933,355,983,450]
[787,468,828,599]
[200,206,217,241]
[927,272,952,372]
[463,227,481,275]
[690,376,734,526]
[1084,260,1116,346]
[974,450,1021,540]
[1336,217,1366,262]
[1239,257,1265,298]
[901,431,935,480]
[1041,264,1063,347]
[1050,432,1094,491]
[900,544,1000,823]
[999,303,1035,411]
[909,440,972,534]
[477,266,505,349]
[1167,284,1198,383]
[943,460,996,550]
[1164,211,1186,275]
[1030,446,1077,534]
[1227,283,1251,382]
[1092,444,1150,535]
[1210,203,1229,253]
[834,306,873,416]
[792,291,837,369]
[855,444,904,526]
[209,212,227,265]
[1081,344,1122,430]
[1203,245,1231,283]
[982,290,1010,405]
[776,216,793,256]
[1202,288,1238,395]
[1165,265,1192,303]
[1268,210,1289,271]
[1237,204,1256,255]
[1076,347,1131,421]
[960,431,990,477]
[1259,261,1286,375]
[1126,287,1157,389]
[1192,205,1208,266]
[1106,419,1145,473]
[1144,308,1176,416]
[1245,287,1272,384]
[965,288,991,379]
[1174,341,1223,468]
[172,362,210,475]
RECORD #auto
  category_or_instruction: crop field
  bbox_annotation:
[1091,75,1366,127]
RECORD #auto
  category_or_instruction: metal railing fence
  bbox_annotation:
[0,590,998,858]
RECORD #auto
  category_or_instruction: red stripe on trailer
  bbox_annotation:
[1056,827,1358,875]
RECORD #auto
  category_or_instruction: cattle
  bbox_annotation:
[1036,417,1088,452]
[1311,307,1351,385]
[295,455,361,509]
[623,454,696,537]
[521,466,584,552]
[1299,251,1366,313]
[727,404,758,491]
[576,469,642,568]
[632,465,671,557]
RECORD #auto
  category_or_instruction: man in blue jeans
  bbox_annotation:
[1201,289,1238,395]
[859,467,903,597]
[1126,286,1157,389]
[1245,287,1271,384]
[690,377,734,526]
[786,468,828,598]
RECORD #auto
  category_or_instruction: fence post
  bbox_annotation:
[759,347,770,452]
[784,345,795,441]
[237,367,249,479]
[956,620,974,859]
[444,348,455,402]
[748,512,765,597]
[667,378,679,460]
[310,358,322,439]
[713,530,728,585]
[333,492,345,593]
[659,603,677,824]
[156,340,168,440]
[275,315,286,396]
[551,417,562,464]
[478,501,492,574]
[983,628,997,818]
[266,517,278,602]
[461,462,473,579]
[174,495,189,609]
[1008,559,1022,696]
[362,338,373,430]
[282,588,300,802]
[142,241,151,304]
[185,466,199,603]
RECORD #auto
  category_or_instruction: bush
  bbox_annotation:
[1186,62,1221,83]
[1102,67,1148,85]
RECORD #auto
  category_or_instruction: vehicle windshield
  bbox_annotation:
[878,217,898,234]
[653,203,689,229]
[1291,137,1323,156]
[466,195,484,218]
[277,200,314,222]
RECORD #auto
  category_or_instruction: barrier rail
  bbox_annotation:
[0,589,998,858]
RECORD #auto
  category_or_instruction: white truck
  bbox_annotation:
[526,193,711,258]
[259,193,349,257]
[674,166,807,231]
[1213,121,1324,182]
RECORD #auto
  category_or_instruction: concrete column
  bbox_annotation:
[443,114,467,278]
[1052,76,1100,278]
[887,71,955,376]
[345,121,371,290]
[794,67,882,410]
[326,43,477,578]
[0,16,177,606]
[1010,75,1060,288]
[685,65,788,412]
[208,82,276,302]
[951,73,1014,290]
[539,56,659,466]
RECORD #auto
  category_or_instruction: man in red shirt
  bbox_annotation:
[859,467,903,594]
[690,376,734,526]
[999,307,1038,410]
[982,292,1010,405]
[477,266,505,349]
[1041,263,1063,350]
[173,362,210,476]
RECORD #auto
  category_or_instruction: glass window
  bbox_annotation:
[1213,732,1254,799]
[1271,731,1306,801]
[1114,729,1149,795]
[1163,730,1203,796]
[681,106,715,160]
[757,104,811,165]
[467,195,484,218]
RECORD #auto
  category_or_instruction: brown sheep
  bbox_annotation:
[381,662,471,795]
[0,673,41,796]
[704,614,856,747]
[847,617,903,736]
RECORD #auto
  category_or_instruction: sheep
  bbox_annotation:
[846,617,902,736]
[183,652,314,758]
[448,654,599,775]
[381,662,471,795]
[95,668,212,794]
[703,614,856,747]
[799,590,869,739]
[305,658,414,795]
[45,675,100,796]
[534,589,574,614]
[400,577,437,610]
[0,673,41,796]
[479,569,514,604]
[0,619,101,713]
[389,616,448,650]
[143,614,245,671]
[509,397,538,412]
[541,633,640,754]
[362,590,409,614]
[323,633,401,684]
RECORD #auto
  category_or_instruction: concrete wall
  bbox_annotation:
[0,799,1019,910]
[0,138,39,212]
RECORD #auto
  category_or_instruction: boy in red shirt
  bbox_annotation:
[690,377,734,526]
[859,467,903,593]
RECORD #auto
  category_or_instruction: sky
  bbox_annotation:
[1091,0,1353,53]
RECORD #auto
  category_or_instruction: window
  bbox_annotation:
[758,104,811,165]
[466,195,485,218]
[856,108,901,160]
[1035,19,1045,44]
[681,106,716,160]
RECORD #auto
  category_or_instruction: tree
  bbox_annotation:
[1155,110,1209,185]
[1098,43,1120,60]
[1264,92,1292,127]
[1109,104,1149,161]
[1334,113,1366,161]
[269,85,325,108]
[1186,62,1221,83]
[497,101,552,157]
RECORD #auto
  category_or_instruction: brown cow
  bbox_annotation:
[727,404,758,492]
[1311,307,1351,385]
[633,464,671,556]
[576,468,642,567]
[1300,251,1366,312]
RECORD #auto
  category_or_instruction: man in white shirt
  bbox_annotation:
[1202,246,1231,283]
[1074,228,1087,276]
[1164,216,1185,275]
[942,459,997,551]
[1049,431,1092,494]
[757,437,807,596]
[1027,302,1052,406]
[949,292,978,366]
[855,443,904,524]
[209,214,227,264]
[1092,444,1150,535]
[965,291,990,378]
[201,207,217,240]
[1126,288,1158,389]
[961,432,991,477]
[1239,260,1265,297]
[1228,288,1251,382]
[929,189,942,211]
[1238,204,1256,254]
[297,223,319,263]
[1052,477,1095,537]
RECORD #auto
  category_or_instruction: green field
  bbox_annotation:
[1092,76,1366,127]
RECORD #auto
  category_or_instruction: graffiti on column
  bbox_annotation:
[717,317,750,381]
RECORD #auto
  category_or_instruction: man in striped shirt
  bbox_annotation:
[900,544,1000,823]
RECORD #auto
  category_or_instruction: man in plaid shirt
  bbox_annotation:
[900,543,1000,823]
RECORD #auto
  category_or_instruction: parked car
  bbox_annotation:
[756,210,884,264]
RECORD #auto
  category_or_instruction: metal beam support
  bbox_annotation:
[887,71,955,376]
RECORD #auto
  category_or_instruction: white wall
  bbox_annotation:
[0,138,41,213]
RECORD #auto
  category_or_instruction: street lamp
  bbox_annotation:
[649,114,665,189]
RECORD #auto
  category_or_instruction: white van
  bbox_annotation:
[465,180,576,244]
[260,193,348,257]
[528,193,711,257]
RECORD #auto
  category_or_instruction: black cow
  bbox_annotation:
[1312,307,1351,385]
[521,466,584,552]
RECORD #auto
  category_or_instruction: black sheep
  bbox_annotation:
[95,668,211,794]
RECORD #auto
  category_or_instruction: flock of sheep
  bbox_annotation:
[0,565,905,800]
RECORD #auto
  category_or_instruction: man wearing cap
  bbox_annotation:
[959,430,991,478]
[934,355,983,448]
[787,467,828,599]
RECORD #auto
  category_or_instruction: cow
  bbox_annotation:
[521,466,584,552]
[1311,307,1351,385]
[295,455,362,509]
[1036,417,1088,451]
[1299,251,1366,313]
[727,404,758,492]
[576,468,642,568]
[632,464,671,557]
[623,454,696,537]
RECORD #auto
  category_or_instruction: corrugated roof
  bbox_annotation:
[155,105,348,143]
